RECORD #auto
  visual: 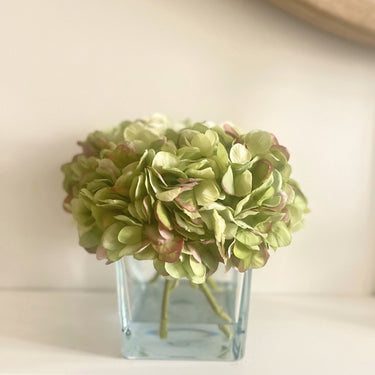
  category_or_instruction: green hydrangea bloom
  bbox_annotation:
[62,114,309,283]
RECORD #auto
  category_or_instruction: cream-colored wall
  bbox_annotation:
[1,0,375,294]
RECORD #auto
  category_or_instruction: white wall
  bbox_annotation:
[1,0,375,295]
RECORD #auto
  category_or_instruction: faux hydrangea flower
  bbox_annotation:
[62,114,309,285]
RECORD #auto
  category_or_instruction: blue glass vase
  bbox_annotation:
[116,257,252,361]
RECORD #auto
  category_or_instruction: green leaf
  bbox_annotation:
[191,133,213,157]
[79,227,101,249]
[113,215,141,226]
[266,221,292,248]
[133,245,156,260]
[175,190,197,212]
[186,167,215,179]
[102,223,124,252]
[200,246,220,272]
[119,242,149,257]
[195,180,220,206]
[182,256,206,284]
[94,188,128,209]
[156,187,181,202]
[205,129,219,146]
[251,159,273,188]
[263,194,282,208]
[129,174,147,201]
[71,197,95,229]
[177,146,202,159]
[189,257,206,277]
[118,226,143,245]
[222,166,235,195]
[229,143,251,164]
[236,244,269,270]
[233,241,256,259]
[152,151,179,170]
[234,194,251,216]
[155,201,173,230]
[96,159,120,183]
[147,168,165,194]
[271,169,282,193]
[257,187,275,206]
[124,122,160,149]
[165,261,187,279]
[153,259,168,276]
[224,223,238,239]
[213,209,226,248]
[234,170,252,197]
[235,229,262,247]
[215,142,230,174]
[245,130,272,156]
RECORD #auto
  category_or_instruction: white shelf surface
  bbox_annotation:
[0,291,374,374]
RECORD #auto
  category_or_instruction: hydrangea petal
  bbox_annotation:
[266,221,292,249]
[118,226,143,245]
[195,180,220,206]
[222,167,235,195]
[230,143,251,164]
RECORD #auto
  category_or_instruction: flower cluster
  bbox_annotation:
[62,114,308,283]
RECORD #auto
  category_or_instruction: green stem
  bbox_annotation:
[159,279,172,339]
[206,277,224,292]
[219,324,233,339]
[199,282,232,323]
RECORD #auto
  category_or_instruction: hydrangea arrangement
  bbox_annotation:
[62,114,308,337]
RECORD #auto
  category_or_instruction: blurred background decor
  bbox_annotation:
[268,0,375,47]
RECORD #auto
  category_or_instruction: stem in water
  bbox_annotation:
[199,282,232,323]
[159,279,172,339]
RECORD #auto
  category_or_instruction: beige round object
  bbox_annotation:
[268,0,375,47]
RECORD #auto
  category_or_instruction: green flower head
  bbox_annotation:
[62,114,309,283]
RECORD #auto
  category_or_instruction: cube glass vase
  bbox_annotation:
[116,257,252,361]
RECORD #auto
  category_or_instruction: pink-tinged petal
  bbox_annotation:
[271,144,290,161]
[263,159,274,178]
[186,243,202,263]
[259,243,270,264]
[190,217,203,226]
[143,197,151,223]
[111,185,129,196]
[179,182,199,193]
[272,191,288,212]
[158,226,175,241]
[270,133,279,145]
[96,245,107,260]
[177,178,201,185]
[145,224,184,255]
[201,239,215,244]
[153,236,184,255]
[117,141,137,155]
[144,225,162,244]
[77,141,97,157]
[281,208,290,222]
[72,153,80,162]
[223,123,240,140]
[149,167,168,186]
[252,160,274,186]
[135,242,151,254]
[158,250,181,263]
[174,196,198,212]
[63,195,73,212]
